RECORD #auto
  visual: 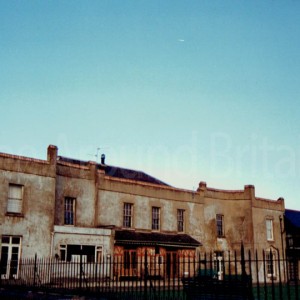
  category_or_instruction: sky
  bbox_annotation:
[0,1,300,210]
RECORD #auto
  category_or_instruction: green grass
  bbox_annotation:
[252,284,298,300]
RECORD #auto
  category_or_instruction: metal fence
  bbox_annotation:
[0,247,299,300]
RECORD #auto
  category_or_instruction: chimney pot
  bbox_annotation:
[101,154,105,164]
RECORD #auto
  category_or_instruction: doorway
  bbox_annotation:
[0,236,21,279]
[166,251,177,278]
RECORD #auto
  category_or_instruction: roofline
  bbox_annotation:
[285,208,300,213]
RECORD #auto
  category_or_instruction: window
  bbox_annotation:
[266,250,276,277]
[266,219,274,241]
[96,246,103,263]
[59,244,101,263]
[214,251,224,280]
[177,209,185,232]
[216,214,224,237]
[152,207,160,230]
[287,237,293,248]
[64,197,75,225]
[124,250,137,271]
[1,236,21,279]
[288,260,299,281]
[59,245,66,261]
[123,203,133,228]
[149,253,163,276]
[7,184,23,214]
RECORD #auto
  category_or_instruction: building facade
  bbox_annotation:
[0,145,286,282]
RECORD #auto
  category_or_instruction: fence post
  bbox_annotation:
[33,253,37,287]
[144,250,148,299]
[294,252,299,300]
[79,248,83,292]
[241,242,246,278]
[276,248,283,300]
[270,250,275,300]
[0,256,2,287]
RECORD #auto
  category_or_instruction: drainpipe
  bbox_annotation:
[50,231,55,258]
[279,215,286,282]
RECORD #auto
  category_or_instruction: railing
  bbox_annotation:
[0,248,299,300]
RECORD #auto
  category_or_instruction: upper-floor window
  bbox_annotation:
[216,214,224,237]
[177,209,185,232]
[152,207,160,230]
[266,219,274,241]
[7,184,23,214]
[123,203,133,228]
[64,197,75,225]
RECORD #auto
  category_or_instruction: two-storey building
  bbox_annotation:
[0,145,286,282]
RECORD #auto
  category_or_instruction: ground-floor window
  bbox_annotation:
[287,259,299,281]
[59,244,102,263]
[0,236,21,279]
[265,250,276,278]
[114,246,196,279]
[214,251,224,280]
[124,250,137,276]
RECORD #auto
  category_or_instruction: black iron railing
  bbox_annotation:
[0,247,299,300]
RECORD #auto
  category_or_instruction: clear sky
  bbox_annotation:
[1,1,300,210]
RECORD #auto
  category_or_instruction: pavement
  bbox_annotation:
[0,288,110,300]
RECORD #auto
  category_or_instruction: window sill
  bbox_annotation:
[5,212,24,218]
[217,235,225,239]
[122,227,135,230]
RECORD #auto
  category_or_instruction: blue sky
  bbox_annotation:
[1,1,300,210]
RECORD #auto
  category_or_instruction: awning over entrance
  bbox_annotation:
[115,230,201,248]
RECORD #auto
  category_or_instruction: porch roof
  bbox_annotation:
[114,230,202,248]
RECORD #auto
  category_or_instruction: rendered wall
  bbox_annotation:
[97,175,204,243]
[0,150,56,257]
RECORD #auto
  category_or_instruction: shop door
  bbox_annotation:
[166,251,177,278]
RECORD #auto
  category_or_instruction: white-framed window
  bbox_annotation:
[216,214,224,237]
[59,244,101,263]
[64,197,75,225]
[123,203,133,228]
[59,245,66,261]
[266,219,274,241]
[266,249,276,277]
[96,246,103,263]
[214,251,224,280]
[177,209,185,232]
[7,184,23,214]
[152,207,160,230]
[0,236,22,279]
